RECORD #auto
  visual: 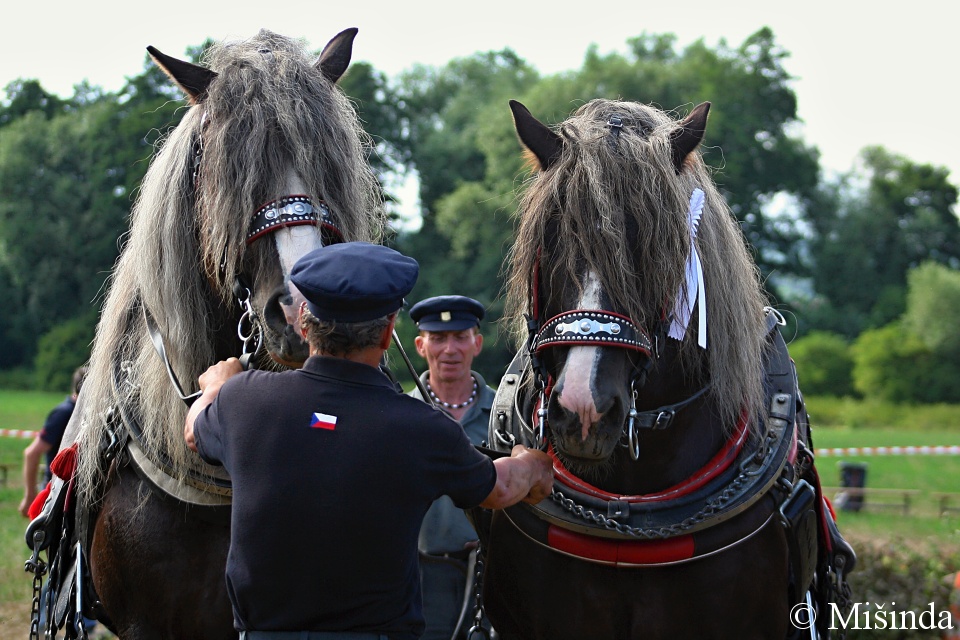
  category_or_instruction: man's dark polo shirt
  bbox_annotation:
[194,356,496,638]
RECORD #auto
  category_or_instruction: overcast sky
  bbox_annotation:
[3,0,957,189]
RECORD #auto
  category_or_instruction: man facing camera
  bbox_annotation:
[409,295,497,640]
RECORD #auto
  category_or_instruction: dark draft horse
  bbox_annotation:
[25,28,383,639]
[478,99,855,639]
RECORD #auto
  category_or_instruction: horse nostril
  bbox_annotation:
[594,396,615,416]
[263,287,290,328]
[547,395,569,426]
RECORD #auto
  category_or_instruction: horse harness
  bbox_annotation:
[478,308,856,638]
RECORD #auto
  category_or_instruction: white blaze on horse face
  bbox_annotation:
[274,226,322,324]
[557,271,604,442]
[273,173,325,326]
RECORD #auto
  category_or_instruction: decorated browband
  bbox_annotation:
[246,195,342,245]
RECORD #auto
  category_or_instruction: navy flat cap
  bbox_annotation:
[291,242,419,323]
[409,295,485,332]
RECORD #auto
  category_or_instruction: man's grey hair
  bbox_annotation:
[300,308,393,357]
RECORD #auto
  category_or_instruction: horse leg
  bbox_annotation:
[91,463,236,640]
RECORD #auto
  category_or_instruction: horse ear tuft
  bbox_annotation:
[669,102,711,173]
[147,46,217,104]
[510,100,563,171]
[315,27,358,83]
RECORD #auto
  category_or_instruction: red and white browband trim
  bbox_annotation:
[246,194,343,245]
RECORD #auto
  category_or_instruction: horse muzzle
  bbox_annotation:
[547,388,625,463]
[261,284,310,366]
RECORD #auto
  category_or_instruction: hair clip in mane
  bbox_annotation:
[607,114,623,149]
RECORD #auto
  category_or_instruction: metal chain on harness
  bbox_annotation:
[825,558,853,640]
[549,428,780,539]
[465,541,491,640]
[25,530,46,640]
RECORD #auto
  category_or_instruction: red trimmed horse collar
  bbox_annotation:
[488,310,802,566]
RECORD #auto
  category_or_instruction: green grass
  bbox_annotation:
[810,425,960,546]
[0,389,64,433]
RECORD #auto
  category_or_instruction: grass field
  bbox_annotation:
[0,390,957,636]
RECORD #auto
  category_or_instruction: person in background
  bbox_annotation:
[20,366,87,518]
[184,242,553,640]
[408,295,496,640]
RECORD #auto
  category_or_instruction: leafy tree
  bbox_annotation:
[790,331,856,397]
[901,262,960,354]
[0,79,69,128]
[33,311,96,391]
[339,61,407,178]
[804,148,960,336]
[0,54,185,370]
[0,108,111,362]
[851,263,960,403]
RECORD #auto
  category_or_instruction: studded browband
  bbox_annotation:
[246,194,343,245]
[531,309,653,355]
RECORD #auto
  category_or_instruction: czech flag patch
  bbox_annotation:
[310,412,338,430]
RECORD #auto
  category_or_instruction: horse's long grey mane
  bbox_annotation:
[506,99,767,431]
[75,30,384,499]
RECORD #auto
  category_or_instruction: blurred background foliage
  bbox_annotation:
[0,28,958,398]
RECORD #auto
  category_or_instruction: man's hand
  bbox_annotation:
[511,446,553,504]
[185,358,244,452]
[480,445,554,509]
[19,436,51,518]
[198,358,244,395]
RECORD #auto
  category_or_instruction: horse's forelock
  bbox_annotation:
[508,98,767,431]
[197,31,383,291]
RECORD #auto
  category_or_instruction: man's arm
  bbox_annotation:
[184,358,244,452]
[20,437,52,518]
[479,445,554,509]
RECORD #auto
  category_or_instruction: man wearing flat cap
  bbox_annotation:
[184,242,553,640]
[408,295,497,640]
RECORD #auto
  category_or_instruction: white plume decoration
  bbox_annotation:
[668,187,707,348]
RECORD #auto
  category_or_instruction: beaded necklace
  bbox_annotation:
[426,376,478,409]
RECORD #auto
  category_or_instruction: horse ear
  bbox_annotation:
[315,27,359,83]
[510,100,563,171]
[147,46,217,104]
[670,102,711,173]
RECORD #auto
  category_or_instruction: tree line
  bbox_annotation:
[1,29,958,401]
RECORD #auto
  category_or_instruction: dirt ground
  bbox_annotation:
[0,599,34,638]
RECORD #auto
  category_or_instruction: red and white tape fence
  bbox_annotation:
[3,429,959,457]
[815,445,960,456]
[0,429,37,439]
